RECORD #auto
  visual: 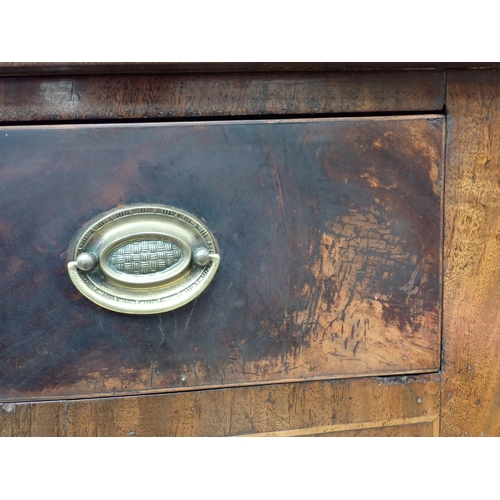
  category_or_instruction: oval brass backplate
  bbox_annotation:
[67,204,220,314]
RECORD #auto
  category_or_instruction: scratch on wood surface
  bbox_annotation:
[158,316,165,346]
[185,298,198,331]
[97,310,104,334]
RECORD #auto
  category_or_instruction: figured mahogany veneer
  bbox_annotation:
[0,115,443,400]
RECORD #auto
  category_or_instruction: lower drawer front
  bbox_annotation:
[0,116,444,400]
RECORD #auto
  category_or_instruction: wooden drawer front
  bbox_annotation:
[0,116,443,400]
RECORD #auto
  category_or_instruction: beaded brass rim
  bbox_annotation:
[67,204,220,314]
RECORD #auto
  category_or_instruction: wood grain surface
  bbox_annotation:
[0,62,494,76]
[0,116,443,400]
[441,70,500,436]
[0,71,445,122]
[0,375,439,436]
[306,419,437,437]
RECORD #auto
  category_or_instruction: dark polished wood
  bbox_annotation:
[2,64,499,436]
[0,116,443,401]
[0,62,497,76]
[0,71,445,122]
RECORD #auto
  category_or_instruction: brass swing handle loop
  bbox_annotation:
[67,204,220,315]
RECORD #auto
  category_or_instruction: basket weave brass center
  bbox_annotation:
[108,240,183,275]
[67,204,220,314]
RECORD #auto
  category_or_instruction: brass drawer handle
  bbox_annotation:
[67,204,220,314]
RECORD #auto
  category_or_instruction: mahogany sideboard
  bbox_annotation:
[0,63,499,437]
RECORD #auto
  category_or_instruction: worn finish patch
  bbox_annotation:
[0,117,443,400]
